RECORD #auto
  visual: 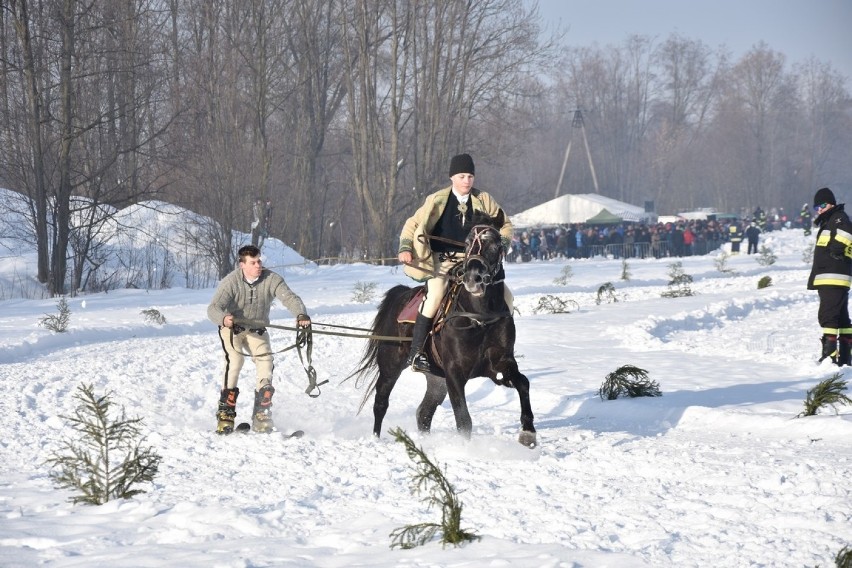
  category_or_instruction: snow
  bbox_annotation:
[1,196,850,567]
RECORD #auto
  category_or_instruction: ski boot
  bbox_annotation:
[252,385,275,433]
[216,387,239,434]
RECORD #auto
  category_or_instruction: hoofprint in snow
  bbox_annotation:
[0,227,851,567]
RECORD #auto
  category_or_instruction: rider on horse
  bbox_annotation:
[397,153,514,373]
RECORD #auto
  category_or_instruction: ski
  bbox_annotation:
[230,422,304,438]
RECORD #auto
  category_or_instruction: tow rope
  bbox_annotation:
[231,319,329,398]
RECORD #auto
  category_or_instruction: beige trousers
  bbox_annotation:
[217,327,273,390]
[419,254,514,318]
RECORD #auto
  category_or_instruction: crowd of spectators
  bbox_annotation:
[507,206,804,262]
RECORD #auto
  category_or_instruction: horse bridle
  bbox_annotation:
[462,224,504,286]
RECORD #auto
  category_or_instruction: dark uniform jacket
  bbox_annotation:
[808,204,852,290]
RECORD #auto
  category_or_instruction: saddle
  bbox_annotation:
[396,282,460,332]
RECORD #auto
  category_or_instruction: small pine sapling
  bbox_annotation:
[714,251,735,274]
[757,276,773,289]
[553,265,573,286]
[39,296,71,332]
[351,281,378,303]
[388,427,480,550]
[661,261,694,298]
[756,245,777,266]
[599,364,662,400]
[797,374,852,417]
[45,383,162,505]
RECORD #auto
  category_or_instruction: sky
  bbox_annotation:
[536,0,852,82]
[0,189,850,566]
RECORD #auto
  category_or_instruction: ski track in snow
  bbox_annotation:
[1,231,851,567]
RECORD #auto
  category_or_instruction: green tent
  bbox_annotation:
[585,208,623,224]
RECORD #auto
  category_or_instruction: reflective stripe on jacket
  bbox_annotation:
[808,204,852,290]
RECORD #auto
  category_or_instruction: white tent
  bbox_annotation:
[510,193,650,227]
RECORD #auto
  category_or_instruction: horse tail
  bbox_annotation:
[348,284,415,414]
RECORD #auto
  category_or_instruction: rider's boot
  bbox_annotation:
[405,314,434,373]
[252,385,276,433]
[216,387,239,434]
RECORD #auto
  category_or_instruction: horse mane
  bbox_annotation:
[469,208,504,230]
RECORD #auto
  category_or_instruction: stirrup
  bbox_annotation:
[409,351,432,373]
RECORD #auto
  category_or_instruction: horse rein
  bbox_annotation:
[462,224,504,285]
[229,319,329,397]
[224,226,506,394]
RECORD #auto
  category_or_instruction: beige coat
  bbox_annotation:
[398,186,512,281]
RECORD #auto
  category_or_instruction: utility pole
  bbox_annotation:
[555,109,600,198]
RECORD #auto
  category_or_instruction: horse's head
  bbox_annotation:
[462,211,505,296]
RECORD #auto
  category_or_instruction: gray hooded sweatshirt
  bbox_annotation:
[207,267,308,327]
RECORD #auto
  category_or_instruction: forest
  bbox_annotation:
[1,0,850,295]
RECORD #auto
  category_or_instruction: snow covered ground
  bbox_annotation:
[0,203,850,567]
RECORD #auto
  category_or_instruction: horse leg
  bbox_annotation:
[416,373,447,433]
[445,377,473,438]
[372,369,401,438]
[504,364,537,447]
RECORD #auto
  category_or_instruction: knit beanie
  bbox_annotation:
[814,187,836,207]
[448,153,475,177]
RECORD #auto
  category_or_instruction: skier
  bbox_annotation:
[207,245,311,433]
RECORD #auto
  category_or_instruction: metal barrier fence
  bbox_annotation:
[507,239,726,262]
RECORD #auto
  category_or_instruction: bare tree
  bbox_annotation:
[648,34,721,212]
[725,43,794,209]
[795,58,852,191]
[5,0,51,284]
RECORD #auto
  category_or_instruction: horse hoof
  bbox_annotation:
[518,431,537,448]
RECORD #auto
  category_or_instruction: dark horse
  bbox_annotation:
[351,211,537,447]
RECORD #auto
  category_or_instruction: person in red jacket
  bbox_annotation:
[807,187,852,365]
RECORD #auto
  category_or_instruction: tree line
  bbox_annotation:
[1,0,849,295]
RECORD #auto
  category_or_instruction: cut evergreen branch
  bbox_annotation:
[599,364,662,400]
[141,308,166,325]
[533,295,578,314]
[39,296,71,332]
[596,282,618,305]
[836,544,852,568]
[45,383,162,505]
[797,374,852,417]
[388,427,480,550]
[757,275,773,289]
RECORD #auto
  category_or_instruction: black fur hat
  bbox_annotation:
[814,187,836,207]
[449,153,475,177]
